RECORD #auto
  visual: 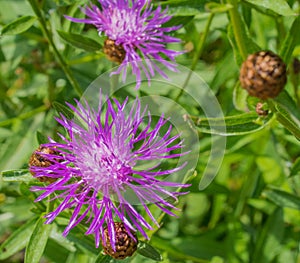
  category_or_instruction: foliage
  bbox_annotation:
[1,0,300,263]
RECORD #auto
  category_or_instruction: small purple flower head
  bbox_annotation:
[30,93,188,250]
[65,0,184,88]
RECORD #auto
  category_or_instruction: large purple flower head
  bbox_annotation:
[30,93,188,250]
[65,0,183,88]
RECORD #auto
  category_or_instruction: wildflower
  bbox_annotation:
[30,93,188,250]
[65,0,183,88]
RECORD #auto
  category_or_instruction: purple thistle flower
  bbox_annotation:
[65,0,184,88]
[30,94,188,250]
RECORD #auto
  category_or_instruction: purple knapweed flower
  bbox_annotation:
[30,94,188,250]
[65,0,184,88]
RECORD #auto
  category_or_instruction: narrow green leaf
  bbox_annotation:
[244,0,295,16]
[1,169,33,182]
[66,231,99,255]
[25,216,53,263]
[154,0,206,10]
[279,16,300,63]
[168,6,201,16]
[227,24,243,66]
[53,101,74,120]
[57,30,102,52]
[205,3,233,13]
[137,241,163,261]
[274,90,300,120]
[227,0,261,64]
[94,254,112,263]
[1,16,37,36]
[19,183,47,212]
[164,16,194,27]
[36,131,49,145]
[194,112,273,135]
[290,157,300,177]
[0,46,5,62]
[233,83,249,111]
[0,217,38,260]
[252,208,284,263]
[227,24,260,66]
[264,188,300,209]
[274,103,300,140]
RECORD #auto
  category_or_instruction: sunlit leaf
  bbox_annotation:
[25,216,53,263]
[0,217,38,260]
[243,0,295,16]
[1,169,33,182]
[193,112,273,135]
[252,208,284,262]
[1,16,36,36]
[279,16,300,63]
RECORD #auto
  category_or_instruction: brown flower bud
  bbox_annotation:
[239,51,287,99]
[28,146,59,183]
[101,222,138,259]
[103,39,126,64]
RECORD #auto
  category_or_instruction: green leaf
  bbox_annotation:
[19,183,47,212]
[150,236,214,262]
[274,90,300,120]
[279,16,300,63]
[53,101,74,120]
[25,216,53,263]
[137,241,163,261]
[1,169,34,182]
[57,30,102,52]
[194,112,273,135]
[275,101,300,140]
[67,231,99,255]
[1,16,37,36]
[252,208,284,263]
[94,254,112,263]
[243,0,295,16]
[168,6,201,16]
[226,0,261,65]
[154,0,206,10]
[205,3,233,13]
[0,217,38,260]
[263,188,300,209]
[164,16,194,27]
[36,131,49,145]
[233,83,249,111]
[290,157,300,177]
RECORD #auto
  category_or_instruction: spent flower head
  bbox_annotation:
[30,93,188,250]
[65,0,184,88]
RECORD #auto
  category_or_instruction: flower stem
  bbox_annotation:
[27,0,82,96]
[226,0,248,60]
[175,13,215,101]
[0,105,49,127]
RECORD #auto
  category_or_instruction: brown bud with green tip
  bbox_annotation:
[239,51,287,99]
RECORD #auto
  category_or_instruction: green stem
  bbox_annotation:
[226,0,248,60]
[0,105,49,127]
[275,17,286,48]
[175,13,215,101]
[27,0,82,96]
